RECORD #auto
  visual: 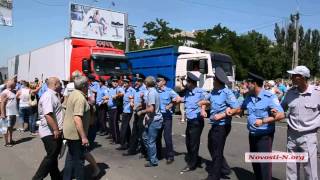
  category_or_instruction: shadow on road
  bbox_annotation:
[14,137,34,145]
[232,167,280,180]
[84,162,109,180]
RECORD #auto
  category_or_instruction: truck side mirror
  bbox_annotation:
[199,59,208,74]
[82,59,90,75]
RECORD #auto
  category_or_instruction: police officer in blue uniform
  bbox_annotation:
[241,72,285,180]
[106,75,124,144]
[117,76,135,150]
[155,74,180,164]
[96,77,109,136]
[199,67,240,180]
[123,73,148,156]
[181,72,207,172]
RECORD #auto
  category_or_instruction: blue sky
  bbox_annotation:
[1,0,320,67]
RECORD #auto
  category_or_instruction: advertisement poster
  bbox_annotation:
[70,3,126,42]
[0,0,13,26]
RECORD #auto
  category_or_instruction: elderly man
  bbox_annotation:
[33,77,63,180]
[138,76,163,167]
[281,66,319,180]
[63,76,91,180]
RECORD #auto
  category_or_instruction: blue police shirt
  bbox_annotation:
[241,89,284,135]
[123,87,135,113]
[89,81,100,93]
[107,86,123,109]
[145,87,163,122]
[134,85,147,106]
[184,87,206,120]
[205,87,239,125]
[158,86,178,114]
[96,85,108,105]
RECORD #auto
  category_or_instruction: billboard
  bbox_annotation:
[0,0,13,26]
[70,3,126,42]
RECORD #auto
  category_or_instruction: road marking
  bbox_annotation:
[232,121,287,129]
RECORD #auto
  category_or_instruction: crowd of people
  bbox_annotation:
[0,65,319,180]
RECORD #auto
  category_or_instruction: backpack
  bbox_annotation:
[29,93,38,107]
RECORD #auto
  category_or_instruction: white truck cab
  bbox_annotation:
[175,46,235,92]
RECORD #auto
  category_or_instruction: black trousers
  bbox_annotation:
[33,135,62,180]
[108,108,120,143]
[119,113,132,147]
[207,125,231,180]
[249,132,274,180]
[156,113,174,160]
[97,104,107,133]
[185,119,204,169]
[127,113,146,154]
[63,140,86,180]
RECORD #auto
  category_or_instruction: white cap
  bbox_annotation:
[287,66,310,78]
[268,80,275,86]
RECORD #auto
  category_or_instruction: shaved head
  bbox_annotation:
[47,77,61,92]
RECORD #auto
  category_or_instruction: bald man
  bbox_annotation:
[33,77,64,180]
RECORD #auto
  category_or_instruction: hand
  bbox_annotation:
[213,113,225,121]
[254,119,263,127]
[53,130,60,139]
[225,107,233,116]
[112,95,117,100]
[82,137,89,147]
[270,109,278,116]
[130,102,134,108]
[103,96,109,100]
[137,111,143,116]
[201,110,207,118]
[165,105,172,110]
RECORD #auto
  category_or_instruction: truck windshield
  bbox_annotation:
[211,53,233,76]
[92,55,130,75]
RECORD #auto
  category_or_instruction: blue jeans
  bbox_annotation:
[143,120,162,165]
[29,108,37,133]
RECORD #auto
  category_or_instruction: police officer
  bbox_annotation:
[117,76,135,150]
[156,74,180,164]
[241,72,285,180]
[181,72,207,172]
[96,77,109,136]
[123,73,147,156]
[105,76,124,144]
[199,67,240,180]
[281,66,319,180]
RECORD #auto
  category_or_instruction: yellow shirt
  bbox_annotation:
[63,90,90,140]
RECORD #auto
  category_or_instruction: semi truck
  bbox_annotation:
[126,46,235,92]
[8,38,131,81]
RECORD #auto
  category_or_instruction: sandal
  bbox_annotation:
[4,143,13,147]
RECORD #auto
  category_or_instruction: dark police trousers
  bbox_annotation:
[249,132,274,180]
[33,135,62,180]
[108,108,120,143]
[185,119,204,169]
[207,124,231,180]
[127,113,146,154]
[156,113,174,160]
[97,104,107,133]
[119,113,132,147]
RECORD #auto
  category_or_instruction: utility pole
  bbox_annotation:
[292,12,299,68]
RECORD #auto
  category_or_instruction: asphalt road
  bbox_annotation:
[0,116,319,180]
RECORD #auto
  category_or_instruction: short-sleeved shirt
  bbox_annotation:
[37,83,48,97]
[242,89,284,135]
[107,86,123,109]
[123,87,135,113]
[281,85,320,132]
[134,85,147,107]
[145,87,163,122]
[63,82,75,97]
[89,81,100,93]
[158,86,178,114]
[205,87,239,125]
[96,85,108,105]
[183,87,206,120]
[38,89,63,138]
[63,89,91,140]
